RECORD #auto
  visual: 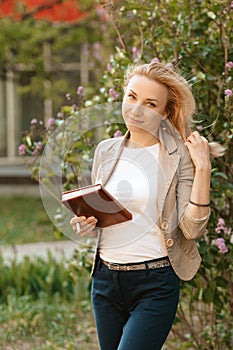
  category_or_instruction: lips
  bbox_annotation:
[127,115,145,124]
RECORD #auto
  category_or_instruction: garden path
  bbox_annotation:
[0,240,78,263]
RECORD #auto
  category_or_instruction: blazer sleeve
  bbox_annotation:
[177,146,210,240]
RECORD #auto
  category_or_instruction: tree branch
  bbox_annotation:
[99,0,126,51]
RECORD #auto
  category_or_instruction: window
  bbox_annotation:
[0,43,91,161]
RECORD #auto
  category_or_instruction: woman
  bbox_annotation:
[70,62,221,350]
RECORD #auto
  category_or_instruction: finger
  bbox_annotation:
[80,228,93,237]
[76,222,81,233]
[86,216,98,225]
[79,222,97,236]
[188,131,202,141]
[80,217,97,231]
[70,216,77,225]
[71,215,97,235]
[184,141,191,148]
[70,216,87,233]
[186,134,195,143]
[192,131,200,138]
[70,216,86,225]
[200,136,209,145]
[73,220,89,235]
[186,133,202,144]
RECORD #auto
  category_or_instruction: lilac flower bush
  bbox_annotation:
[19,0,232,348]
[225,89,233,96]
[215,237,228,254]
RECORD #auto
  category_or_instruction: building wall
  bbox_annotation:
[0,43,91,184]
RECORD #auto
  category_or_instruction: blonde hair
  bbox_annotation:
[124,62,225,157]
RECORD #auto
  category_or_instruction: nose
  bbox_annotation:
[131,103,143,116]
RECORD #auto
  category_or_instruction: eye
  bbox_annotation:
[128,94,136,100]
[146,102,157,108]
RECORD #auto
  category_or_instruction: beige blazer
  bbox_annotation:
[91,119,210,281]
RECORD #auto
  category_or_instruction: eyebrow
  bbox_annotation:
[129,89,159,103]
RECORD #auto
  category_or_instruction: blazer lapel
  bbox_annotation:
[99,132,129,186]
[157,149,180,216]
[156,120,182,215]
[98,122,181,216]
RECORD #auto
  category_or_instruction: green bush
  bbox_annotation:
[0,250,97,349]
[0,250,90,303]
[18,0,232,348]
[0,293,97,349]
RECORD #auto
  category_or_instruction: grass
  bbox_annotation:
[0,293,98,350]
[0,196,99,350]
[0,245,98,350]
[0,196,60,245]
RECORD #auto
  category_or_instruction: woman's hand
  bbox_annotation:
[70,215,98,237]
[184,131,211,170]
[184,131,211,219]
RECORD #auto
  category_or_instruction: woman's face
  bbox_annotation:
[122,74,169,136]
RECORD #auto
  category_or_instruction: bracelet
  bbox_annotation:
[189,200,210,207]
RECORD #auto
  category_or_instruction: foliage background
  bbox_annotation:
[3,0,233,349]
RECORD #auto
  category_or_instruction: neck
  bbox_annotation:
[126,131,159,148]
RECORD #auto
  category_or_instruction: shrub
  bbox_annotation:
[19,1,233,348]
[0,250,90,303]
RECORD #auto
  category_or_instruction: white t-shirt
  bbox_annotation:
[99,143,168,263]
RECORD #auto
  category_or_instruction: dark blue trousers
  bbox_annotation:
[91,258,179,350]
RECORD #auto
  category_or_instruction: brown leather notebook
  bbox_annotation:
[61,184,132,228]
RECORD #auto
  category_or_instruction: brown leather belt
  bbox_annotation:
[101,257,170,271]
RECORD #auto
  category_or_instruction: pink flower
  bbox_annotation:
[36,141,43,150]
[76,86,84,96]
[132,46,139,60]
[47,117,55,128]
[215,218,228,234]
[225,89,232,96]
[66,93,71,101]
[18,144,26,156]
[226,61,233,70]
[165,62,174,69]
[57,112,63,119]
[151,58,160,63]
[218,218,225,226]
[30,118,37,125]
[215,238,228,253]
[109,88,119,100]
[32,142,43,155]
[32,149,39,156]
[114,130,123,138]
[107,63,112,72]
[96,6,108,21]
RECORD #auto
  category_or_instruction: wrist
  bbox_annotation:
[189,200,210,207]
[195,163,212,173]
